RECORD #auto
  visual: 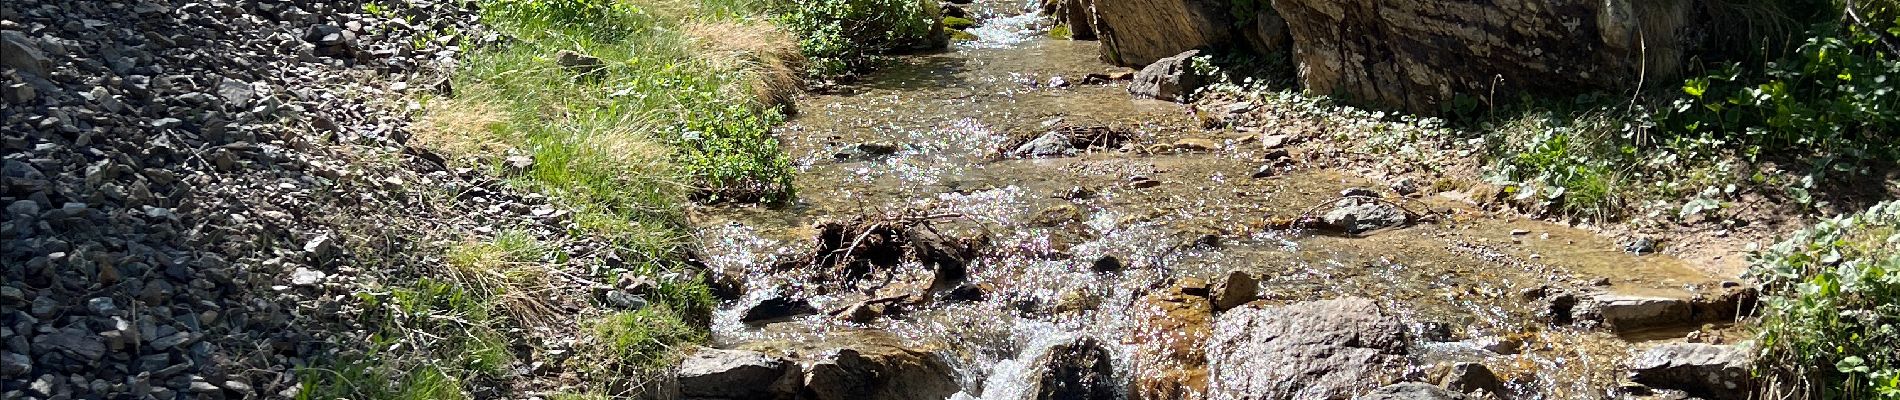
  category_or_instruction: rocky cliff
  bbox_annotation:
[1076,0,1703,113]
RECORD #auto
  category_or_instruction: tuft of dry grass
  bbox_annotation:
[414,95,513,162]
[686,21,806,113]
[442,230,561,325]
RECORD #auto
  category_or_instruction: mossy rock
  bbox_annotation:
[943,16,976,30]
[950,29,978,42]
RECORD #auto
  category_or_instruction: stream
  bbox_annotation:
[689,2,1735,399]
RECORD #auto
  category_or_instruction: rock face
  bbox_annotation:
[1129,50,1205,102]
[1032,337,1118,400]
[1092,0,1231,65]
[1270,0,1699,113]
[1205,297,1409,400]
[678,348,801,400]
[1627,343,1754,399]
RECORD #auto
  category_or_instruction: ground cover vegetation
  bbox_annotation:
[295,0,950,396]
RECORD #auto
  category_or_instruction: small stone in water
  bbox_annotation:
[1090,255,1123,272]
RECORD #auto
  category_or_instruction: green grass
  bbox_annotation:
[1750,201,1900,399]
[581,307,708,382]
[298,279,512,400]
[303,0,811,397]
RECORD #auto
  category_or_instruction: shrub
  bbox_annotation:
[773,0,943,76]
[1659,1,1900,172]
[1750,201,1900,399]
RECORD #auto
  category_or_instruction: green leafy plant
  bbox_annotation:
[1660,1,1900,170]
[1750,201,1900,399]
[773,0,942,77]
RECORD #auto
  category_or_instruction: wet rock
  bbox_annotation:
[1210,270,1259,311]
[834,300,888,323]
[1440,362,1504,397]
[1127,176,1162,189]
[1090,255,1123,273]
[1032,204,1085,227]
[1093,0,1233,65]
[1361,383,1466,400]
[1320,198,1411,235]
[942,4,968,19]
[1128,281,1213,400]
[678,348,800,400]
[1588,294,1692,333]
[740,331,960,400]
[834,142,901,161]
[1623,237,1659,254]
[1205,297,1408,400]
[1032,337,1117,400]
[1128,50,1204,102]
[742,297,819,325]
[1627,343,1754,399]
[1015,132,1079,158]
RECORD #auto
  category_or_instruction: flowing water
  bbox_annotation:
[691,3,1735,399]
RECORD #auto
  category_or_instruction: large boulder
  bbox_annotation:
[1032,337,1118,400]
[1129,50,1206,102]
[1092,0,1233,65]
[677,348,801,400]
[1205,297,1409,400]
[1270,0,1699,114]
[1627,343,1754,400]
[740,330,961,400]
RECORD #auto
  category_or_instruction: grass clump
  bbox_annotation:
[773,0,944,77]
[298,279,514,400]
[574,307,708,395]
[444,230,562,323]
[1750,201,1900,399]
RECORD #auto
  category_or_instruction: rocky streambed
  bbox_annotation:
[678,3,1759,400]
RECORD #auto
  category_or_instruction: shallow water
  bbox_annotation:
[691,4,1733,399]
